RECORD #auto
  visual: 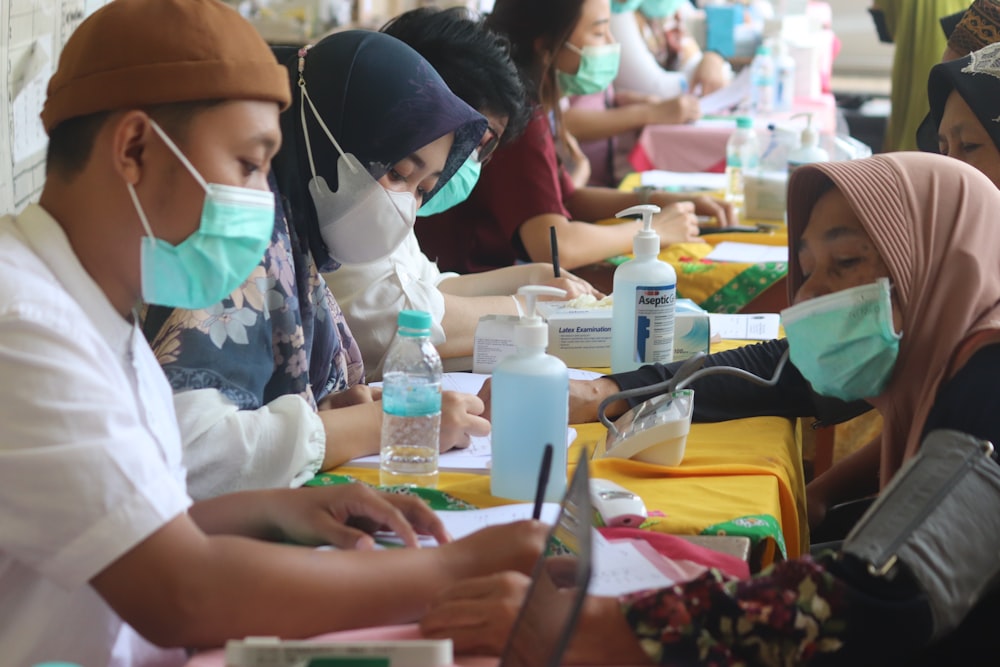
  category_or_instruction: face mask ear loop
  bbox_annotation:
[148,120,209,192]
[126,183,157,239]
[564,42,583,56]
[298,46,358,178]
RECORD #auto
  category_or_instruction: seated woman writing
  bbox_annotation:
[415,0,733,279]
[435,152,1000,665]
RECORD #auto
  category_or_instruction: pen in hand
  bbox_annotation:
[532,443,554,520]
[549,226,561,278]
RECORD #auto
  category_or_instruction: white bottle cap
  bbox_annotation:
[616,204,662,258]
[515,285,567,349]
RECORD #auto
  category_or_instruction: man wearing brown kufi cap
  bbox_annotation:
[0,2,546,665]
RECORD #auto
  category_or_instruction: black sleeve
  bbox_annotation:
[922,344,1000,465]
[608,338,871,426]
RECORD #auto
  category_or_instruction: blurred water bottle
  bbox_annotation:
[725,117,760,211]
[380,310,442,488]
[750,44,775,113]
[774,40,796,112]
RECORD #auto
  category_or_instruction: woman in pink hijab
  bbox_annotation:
[421,152,1000,666]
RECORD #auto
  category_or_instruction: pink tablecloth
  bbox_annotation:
[631,95,840,174]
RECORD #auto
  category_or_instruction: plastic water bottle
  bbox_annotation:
[491,286,569,502]
[750,44,775,113]
[610,205,677,374]
[380,310,442,487]
[774,40,796,112]
[725,117,760,210]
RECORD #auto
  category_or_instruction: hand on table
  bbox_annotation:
[440,391,490,452]
[262,483,450,549]
[691,51,729,95]
[318,384,382,410]
[652,202,700,244]
[439,521,550,580]
[537,271,606,301]
[652,191,736,229]
[421,571,531,655]
[646,94,701,126]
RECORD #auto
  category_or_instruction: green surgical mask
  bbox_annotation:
[417,153,482,217]
[556,42,621,96]
[129,120,274,310]
[640,0,686,18]
[781,278,901,401]
[612,0,645,13]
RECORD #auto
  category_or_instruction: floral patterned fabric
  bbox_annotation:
[142,177,364,411]
[623,558,850,666]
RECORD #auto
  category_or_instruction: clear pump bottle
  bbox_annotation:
[610,205,677,374]
[490,285,569,502]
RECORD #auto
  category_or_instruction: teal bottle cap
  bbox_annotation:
[736,117,753,129]
[397,309,432,333]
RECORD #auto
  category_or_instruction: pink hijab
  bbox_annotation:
[786,152,1000,487]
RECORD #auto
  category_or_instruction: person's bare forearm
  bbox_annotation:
[564,186,645,222]
[519,214,641,269]
[318,401,384,469]
[807,435,881,507]
[437,264,553,298]
[436,292,519,358]
[564,106,651,143]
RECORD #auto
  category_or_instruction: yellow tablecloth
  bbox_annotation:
[616,173,789,313]
[333,416,805,562]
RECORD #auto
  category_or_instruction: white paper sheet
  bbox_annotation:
[589,533,677,596]
[708,313,781,340]
[639,170,727,191]
[697,67,753,115]
[704,241,789,264]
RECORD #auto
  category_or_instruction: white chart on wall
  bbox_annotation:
[1,0,108,215]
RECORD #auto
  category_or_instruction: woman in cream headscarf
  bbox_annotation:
[424,152,1000,665]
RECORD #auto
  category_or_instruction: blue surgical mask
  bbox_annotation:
[781,278,901,401]
[640,0,686,18]
[128,120,274,310]
[612,0,645,14]
[417,153,482,217]
[557,42,621,96]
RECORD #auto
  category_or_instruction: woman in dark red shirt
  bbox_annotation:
[416,0,734,276]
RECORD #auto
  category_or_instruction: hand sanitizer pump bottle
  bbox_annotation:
[610,204,678,374]
[787,113,830,173]
[490,285,569,502]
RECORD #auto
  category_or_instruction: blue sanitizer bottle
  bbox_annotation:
[610,204,677,374]
[491,285,569,502]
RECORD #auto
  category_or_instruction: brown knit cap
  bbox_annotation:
[40,0,291,134]
[948,0,1000,56]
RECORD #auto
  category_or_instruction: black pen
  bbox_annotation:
[532,444,554,520]
[549,226,561,278]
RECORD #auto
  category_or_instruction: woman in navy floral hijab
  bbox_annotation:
[143,31,487,500]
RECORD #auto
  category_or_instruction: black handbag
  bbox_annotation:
[841,429,1000,639]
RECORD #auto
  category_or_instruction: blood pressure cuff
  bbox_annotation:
[842,429,1000,639]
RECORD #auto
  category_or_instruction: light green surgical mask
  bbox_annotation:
[557,42,621,96]
[129,120,274,310]
[640,0,686,18]
[417,153,482,217]
[612,0,645,14]
[781,278,901,401]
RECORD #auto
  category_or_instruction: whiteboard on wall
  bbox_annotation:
[1,0,109,215]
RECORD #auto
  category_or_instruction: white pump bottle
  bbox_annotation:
[787,112,830,173]
[610,205,677,374]
[490,285,569,502]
